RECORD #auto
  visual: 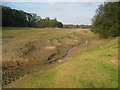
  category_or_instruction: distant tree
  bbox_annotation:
[2,6,35,27]
[36,18,63,28]
[56,22,63,28]
[45,17,50,21]
[2,5,63,28]
[63,24,91,29]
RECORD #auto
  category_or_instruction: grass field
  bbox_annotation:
[2,27,118,88]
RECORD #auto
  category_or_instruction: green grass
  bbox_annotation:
[3,27,78,61]
[3,27,90,63]
[3,27,91,85]
[4,27,118,88]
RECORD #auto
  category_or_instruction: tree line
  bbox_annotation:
[64,24,91,29]
[2,5,63,28]
[91,2,120,38]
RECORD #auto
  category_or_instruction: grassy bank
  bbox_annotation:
[2,27,90,85]
[3,27,118,88]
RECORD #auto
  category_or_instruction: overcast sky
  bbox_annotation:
[2,1,106,25]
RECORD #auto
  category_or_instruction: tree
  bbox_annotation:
[91,2,119,37]
[2,5,63,28]
[2,6,34,27]
[45,17,50,21]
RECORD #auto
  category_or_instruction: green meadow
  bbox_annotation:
[2,27,118,88]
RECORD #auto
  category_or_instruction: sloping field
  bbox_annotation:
[2,27,90,86]
[2,27,118,88]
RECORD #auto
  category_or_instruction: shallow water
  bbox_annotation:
[50,40,88,64]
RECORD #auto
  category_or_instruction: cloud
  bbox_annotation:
[38,2,100,24]
[2,0,108,2]
[2,2,104,25]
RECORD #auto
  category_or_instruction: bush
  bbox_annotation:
[91,2,120,38]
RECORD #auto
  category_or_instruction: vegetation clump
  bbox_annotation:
[91,2,120,38]
[2,6,63,28]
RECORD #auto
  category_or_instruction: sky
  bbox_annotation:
[2,1,107,25]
